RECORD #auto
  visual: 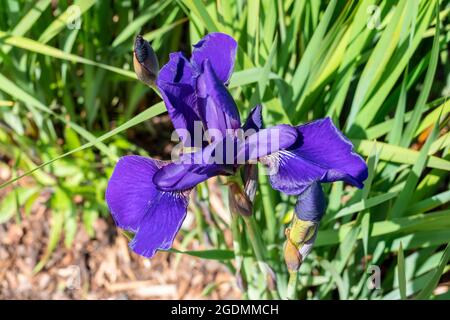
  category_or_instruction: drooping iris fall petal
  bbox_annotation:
[105,155,190,258]
[263,117,368,195]
[106,156,162,232]
[129,191,189,258]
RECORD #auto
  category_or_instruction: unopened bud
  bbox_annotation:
[243,164,258,201]
[133,35,159,86]
[264,263,278,291]
[283,184,325,273]
[295,182,326,222]
[284,216,319,272]
[284,230,302,272]
[228,181,253,217]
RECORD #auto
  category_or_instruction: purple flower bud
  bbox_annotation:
[133,35,159,86]
[295,182,326,222]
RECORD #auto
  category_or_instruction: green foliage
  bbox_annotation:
[0,0,449,300]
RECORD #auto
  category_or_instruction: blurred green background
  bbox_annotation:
[0,0,449,300]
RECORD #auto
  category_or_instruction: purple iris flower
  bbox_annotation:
[106,33,368,258]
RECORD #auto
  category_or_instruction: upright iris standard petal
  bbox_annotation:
[295,182,326,222]
[196,59,241,138]
[129,191,189,258]
[191,32,237,84]
[242,104,263,133]
[157,52,202,146]
[263,118,368,195]
[159,52,195,85]
[106,156,162,232]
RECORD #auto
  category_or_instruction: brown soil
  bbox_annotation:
[0,178,240,300]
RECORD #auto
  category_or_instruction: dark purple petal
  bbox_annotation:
[157,52,202,147]
[296,117,368,186]
[106,156,164,232]
[237,124,298,163]
[153,142,231,192]
[129,190,189,258]
[242,104,263,133]
[157,81,201,146]
[262,151,324,195]
[295,182,326,222]
[191,32,237,84]
[153,162,227,192]
[105,155,190,258]
[196,59,241,137]
[158,52,195,85]
[262,118,368,195]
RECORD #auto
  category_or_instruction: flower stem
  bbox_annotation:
[193,204,205,245]
[287,270,298,300]
[242,215,280,299]
[226,176,279,299]
[230,212,249,299]
[258,167,277,243]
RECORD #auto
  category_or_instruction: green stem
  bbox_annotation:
[258,167,277,243]
[287,271,299,300]
[243,215,280,299]
[230,212,249,299]
[193,204,205,245]
[243,216,266,262]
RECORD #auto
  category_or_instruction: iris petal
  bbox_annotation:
[157,33,240,143]
[105,156,162,232]
[191,32,237,84]
[153,142,232,192]
[129,190,189,258]
[237,124,298,163]
[263,118,368,195]
[196,60,241,137]
[105,155,190,258]
[158,52,195,86]
[157,52,202,147]
[295,182,326,222]
[242,104,263,133]
[154,162,227,192]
